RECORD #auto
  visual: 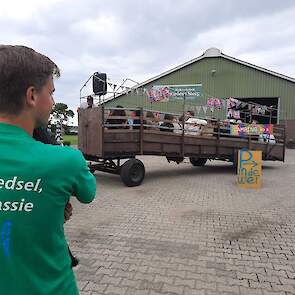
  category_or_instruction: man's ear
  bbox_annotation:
[25,86,37,107]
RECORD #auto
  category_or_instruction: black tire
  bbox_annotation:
[232,150,239,174]
[189,157,207,166]
[120,159,145,187]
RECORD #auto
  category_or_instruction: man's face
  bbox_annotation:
[34,77,55,127]
[87,98,93,107]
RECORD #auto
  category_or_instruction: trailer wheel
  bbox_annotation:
[189,157,207,166]
[120,159,145,187]
[232,150,239,174]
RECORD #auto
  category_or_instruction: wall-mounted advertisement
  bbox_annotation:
[146,84,202,103]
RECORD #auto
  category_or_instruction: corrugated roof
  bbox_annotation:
[140,47,295,85]
[108,48,295,102]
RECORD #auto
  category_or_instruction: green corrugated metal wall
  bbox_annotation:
[105,57,295,120]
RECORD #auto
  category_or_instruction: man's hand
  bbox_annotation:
[64,202,73,223]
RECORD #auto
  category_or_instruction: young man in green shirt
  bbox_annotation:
[0,45,96,295]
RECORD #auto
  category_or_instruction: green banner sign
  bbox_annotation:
[146,84,202,103]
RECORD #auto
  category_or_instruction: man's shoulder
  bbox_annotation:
[34,142,84,164]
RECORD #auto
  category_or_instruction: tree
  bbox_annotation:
[51,103,74,125]
[50,103,75,134]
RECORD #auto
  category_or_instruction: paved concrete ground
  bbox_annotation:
[65,150,295,295]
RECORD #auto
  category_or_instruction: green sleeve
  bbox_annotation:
[72,152,96,203]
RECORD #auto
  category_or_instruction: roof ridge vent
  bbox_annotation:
[204,48,222,57]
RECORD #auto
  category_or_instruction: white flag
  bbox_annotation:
[202,106,207,114]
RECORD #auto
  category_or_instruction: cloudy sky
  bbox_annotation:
[1,0,295,123]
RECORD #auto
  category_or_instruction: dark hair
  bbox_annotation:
[0,45,60,115]
[33,127,58,145]
[111,105,126,117]
[164,113,174,121]
[146,111,155,118]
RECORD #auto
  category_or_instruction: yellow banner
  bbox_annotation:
[237,150,262,189]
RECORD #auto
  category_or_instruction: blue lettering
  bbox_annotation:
[240,150,252,164]
[1,220,12,257]
[247,177,254,184]
[239,167,248,175]
[239,151,258,170]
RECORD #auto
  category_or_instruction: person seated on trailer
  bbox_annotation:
[184,110,207,136]
[132,109,147,130]
[219,118,232,135]
[145,111,159,130]
[178,110,194,129]
[186,110,195,117]
[154,112,161,123]
[258,132,276,144]
[160,113,175,132]
[185,118,207,135]
[174,110,193,130]
[105,105,129,129]
[174,111,204,135]
[172,115,183,134]
[254,117,276,144]
[80,95,96,109]
[249,115,276,144]
[127,109,136,128]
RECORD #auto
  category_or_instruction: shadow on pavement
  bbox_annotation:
[145,164,235,182]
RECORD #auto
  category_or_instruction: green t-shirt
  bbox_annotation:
[0,123,96,295]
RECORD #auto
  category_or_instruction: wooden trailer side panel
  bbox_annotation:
[78,108,103,157]
[103,131,139,155]
[101,130,284,161]
[77,105,285,162]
